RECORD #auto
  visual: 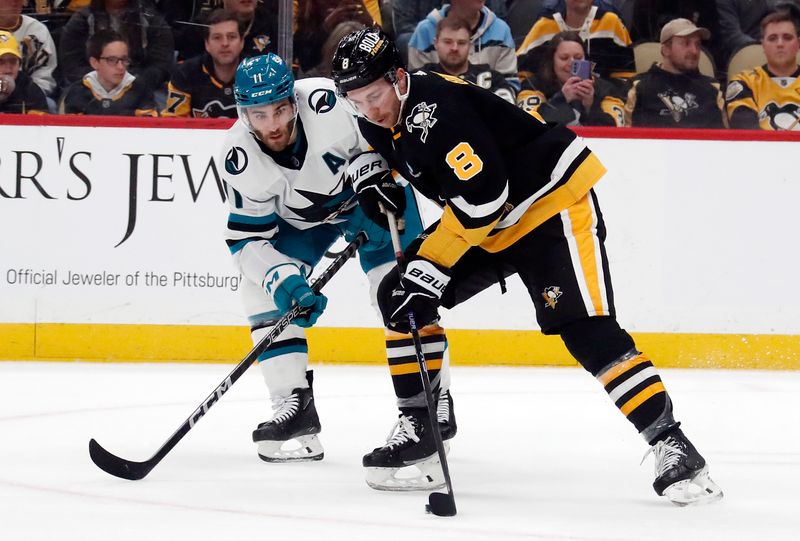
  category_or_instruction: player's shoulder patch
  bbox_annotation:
[224,145,249,175]
[405,101,438,142]
[307,87,337,114]
[725,80,746,102]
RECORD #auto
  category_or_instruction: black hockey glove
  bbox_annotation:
[346,152,405,229]
[387,257,450,334]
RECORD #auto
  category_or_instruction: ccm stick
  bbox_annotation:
[89,231,367,480]
[383,207,457,517]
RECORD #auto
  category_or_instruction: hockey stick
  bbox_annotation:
[383,207,457,517]
[89,231,367,481]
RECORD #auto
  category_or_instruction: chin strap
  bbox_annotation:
[392,71,411,128]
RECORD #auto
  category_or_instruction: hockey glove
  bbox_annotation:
[346,152,405,229]
[387,258,450,334]
[268,270,328,328]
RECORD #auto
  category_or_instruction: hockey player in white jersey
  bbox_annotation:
[220,53,456,488]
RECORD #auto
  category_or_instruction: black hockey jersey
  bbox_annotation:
[162,54,237,118]
[0,71,48,114]
[357,70,606,269]
[422,62,517,103]
[624,64,726,128]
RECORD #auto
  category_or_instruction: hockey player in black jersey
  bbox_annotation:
[332,27,723,506]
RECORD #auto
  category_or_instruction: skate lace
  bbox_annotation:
[437,392,450,424]
[384,415,420,449]
[641,436,685,477]
[268,394,300,425]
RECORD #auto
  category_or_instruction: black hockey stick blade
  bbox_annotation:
[426,491,457,517]
[89,438,154,481]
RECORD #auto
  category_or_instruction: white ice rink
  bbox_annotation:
[1,361,798,541]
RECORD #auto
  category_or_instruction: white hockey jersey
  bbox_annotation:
[220,77,369,287]
[11,15,58,96]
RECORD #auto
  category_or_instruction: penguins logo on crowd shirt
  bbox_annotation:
[657,90,699,123]
[542,286,563,309]
[405,102,438,142]
[225,146,249,175]
[308,88,336,114]
[760,102,800,130]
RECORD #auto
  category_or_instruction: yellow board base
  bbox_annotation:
[1,323,799,369]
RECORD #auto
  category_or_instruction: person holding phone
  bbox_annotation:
[516,31,625,126]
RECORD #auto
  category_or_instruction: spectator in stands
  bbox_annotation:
[715,1,800,68]
[408,0,518,89]
[0,29,47,112]
[726,8,800,130]
[19,0,88,41]
[0,0,58,96]
[156,0,223,61]
[161,9,242,118]
[517,31,625,125]
[393,0,508,64]
[630,0,717,43]
[423,15,516,102]
[624,18,726,128]
[295,0,376,74]
[59,0,174,94]
[299,19,366,78]
[516,0,635,83]
[225,0,279,59]
[59,28,158,115]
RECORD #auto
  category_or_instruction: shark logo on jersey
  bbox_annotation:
[542,286,563,309]
[308,88,336,114]
[225,146,248,175]
[405,102,438,142]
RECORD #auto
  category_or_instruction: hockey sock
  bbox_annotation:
[385,324,447,409]
[596,350,676,441]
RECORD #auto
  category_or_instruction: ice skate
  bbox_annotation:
[438,390,457,441]
[643,428,723,506]
[363,409,445,491]
[253,386,323,462]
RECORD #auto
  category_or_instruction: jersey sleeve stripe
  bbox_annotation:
[449,181,509,220]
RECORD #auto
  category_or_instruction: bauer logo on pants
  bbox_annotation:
[542,286,563,309]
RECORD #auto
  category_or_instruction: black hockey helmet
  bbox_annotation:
[331,26,404,96]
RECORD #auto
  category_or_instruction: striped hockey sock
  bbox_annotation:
[385,325,447,408]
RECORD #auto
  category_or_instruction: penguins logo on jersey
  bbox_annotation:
[657,91,698,122]
[308,88,336,114]
[542,286,563,309]
[760,102,800,130]
[405,102,438,142]
[225,146,249,175]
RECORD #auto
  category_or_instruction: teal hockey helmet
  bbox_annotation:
[234,53,295,108]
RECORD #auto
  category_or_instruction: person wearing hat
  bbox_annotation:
[0,30,47,114]
[624,18,727,128]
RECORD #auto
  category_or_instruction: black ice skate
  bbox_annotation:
[363,409,444,491]
[643,428,723,506]
[252,383,323,463]
[438,390,457,441]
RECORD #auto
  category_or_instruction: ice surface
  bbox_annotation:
[1,362,798,540]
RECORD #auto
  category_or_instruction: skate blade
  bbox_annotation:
[664,466,724,506]
[257,434,324,463]
[365,455,445,492]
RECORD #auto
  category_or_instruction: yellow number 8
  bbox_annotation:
[445,142,484,181]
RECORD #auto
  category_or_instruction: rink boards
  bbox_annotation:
[1,117,799,368]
